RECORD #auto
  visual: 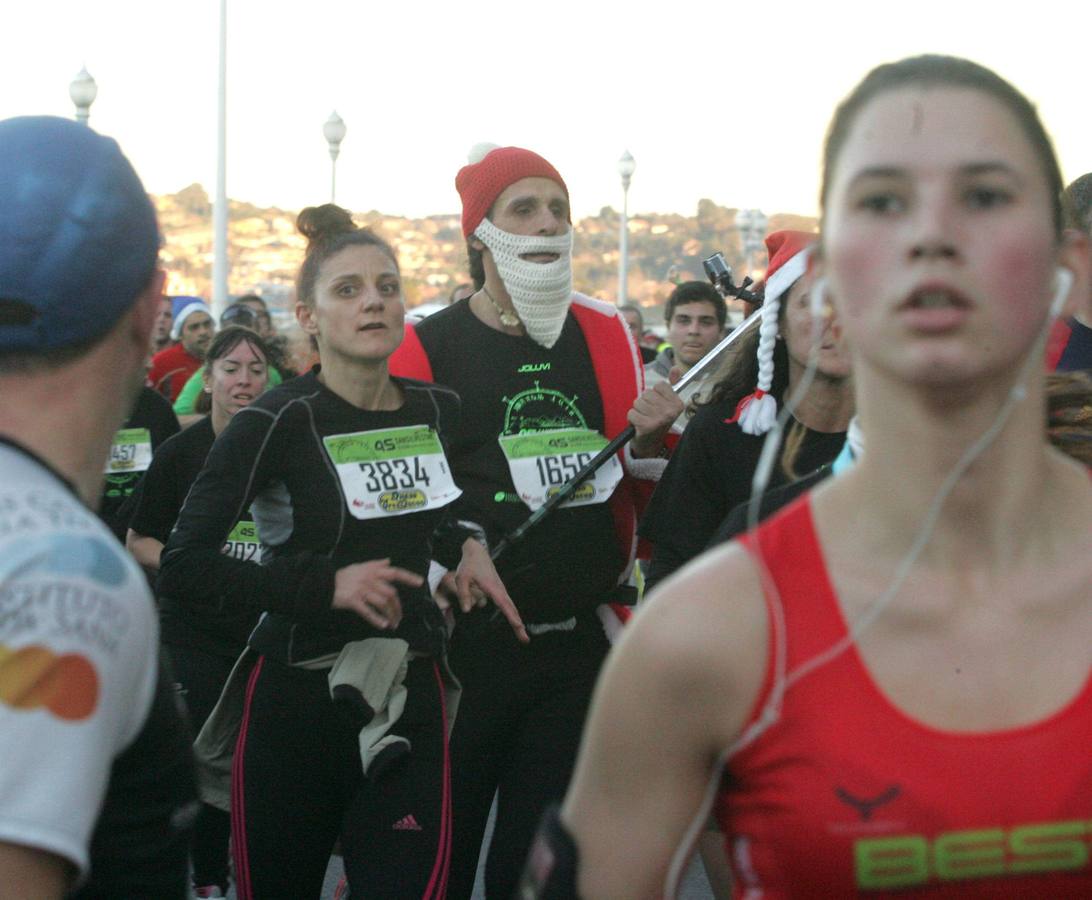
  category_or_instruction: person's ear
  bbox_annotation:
[296,302,319,336]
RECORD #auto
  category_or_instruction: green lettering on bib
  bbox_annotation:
[323,426,443,465]
[227,521,259,544]
[499,428,607,460]
[222,520,261,561]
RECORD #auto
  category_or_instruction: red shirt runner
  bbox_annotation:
[717,497,1092,898]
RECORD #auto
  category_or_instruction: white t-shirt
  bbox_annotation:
[0,442,158,879]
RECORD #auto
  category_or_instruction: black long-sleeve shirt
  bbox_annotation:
[129,416,261,656]
[639,398,845,592]
[159,371,472,664]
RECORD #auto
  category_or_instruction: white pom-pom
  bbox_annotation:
[467,142,500,164]
[737,393,778,436]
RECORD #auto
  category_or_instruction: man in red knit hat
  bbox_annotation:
[391,143,681,897]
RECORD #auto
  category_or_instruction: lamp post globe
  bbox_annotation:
[69,66,98,125]
[617,149,635,190]
[324,111,347,203]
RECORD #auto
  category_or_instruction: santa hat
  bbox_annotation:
[726,230,816,435]
[170,298,211,340]
[455,143,569,237]
[170,295,202,320]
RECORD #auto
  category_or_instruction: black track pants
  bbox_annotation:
[231,654,452,899]
[445,612,609,899]
[164,641,236,892]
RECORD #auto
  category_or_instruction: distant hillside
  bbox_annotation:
[153,184,817,321]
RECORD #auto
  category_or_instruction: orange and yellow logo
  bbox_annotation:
[0,643,99,721]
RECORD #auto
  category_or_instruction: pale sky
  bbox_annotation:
[5,1,1091,221]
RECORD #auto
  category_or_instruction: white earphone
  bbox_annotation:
[810,277,827,320]
[1051,267,1074,318]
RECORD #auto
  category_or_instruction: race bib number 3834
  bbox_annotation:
[323,426,461,520]
[498,428,622,511]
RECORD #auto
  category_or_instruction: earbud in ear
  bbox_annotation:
[1051,267,1073,318]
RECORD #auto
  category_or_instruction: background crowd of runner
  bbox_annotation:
[0,51,1090,900]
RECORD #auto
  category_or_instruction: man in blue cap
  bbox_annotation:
[0,116,196,897]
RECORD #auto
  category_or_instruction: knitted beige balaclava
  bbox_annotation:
[474,217,573,348]
[456,143,574,348]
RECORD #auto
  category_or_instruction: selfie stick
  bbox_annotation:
[490,306,763,561]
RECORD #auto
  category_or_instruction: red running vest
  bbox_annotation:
[717,496,1092,898]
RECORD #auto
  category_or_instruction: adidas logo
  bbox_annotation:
[392,814,422,831]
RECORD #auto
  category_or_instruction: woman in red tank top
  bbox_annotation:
[539,55,1092,899]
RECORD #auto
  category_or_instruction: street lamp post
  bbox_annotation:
[617,150,636,304]
[69,67,97,125]
[324,112,347,203]
[212,0,229,317]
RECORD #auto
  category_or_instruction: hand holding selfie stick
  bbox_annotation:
[489,254,762,562]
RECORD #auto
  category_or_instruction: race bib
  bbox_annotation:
[222,520,261,561]
[498,428,622,511]
[323,426,461,520]
[104,428,153,475]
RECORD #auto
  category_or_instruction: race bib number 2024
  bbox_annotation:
[323,426,461,520]
[222,520,261,561]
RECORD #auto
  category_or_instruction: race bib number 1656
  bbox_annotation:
[498,428,622,511]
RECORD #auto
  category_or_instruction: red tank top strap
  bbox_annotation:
[736,494,849,738]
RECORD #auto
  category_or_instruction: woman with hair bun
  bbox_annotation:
[527,56,1092,898]
[159,204,526,898]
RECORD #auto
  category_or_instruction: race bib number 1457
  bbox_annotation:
[104,427,153,475]
[323,426,461,520]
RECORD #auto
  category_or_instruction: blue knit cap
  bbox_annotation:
[0,116,159,352]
